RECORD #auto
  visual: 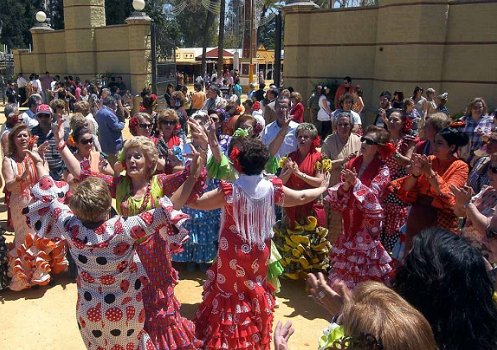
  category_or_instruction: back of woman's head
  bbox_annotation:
[342,281,436,350]
[394,228,497,350]
[69,177,112,223]
[233,137,269,175]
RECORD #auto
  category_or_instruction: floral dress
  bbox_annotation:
[326,156,392,290]
[25,176,191,350]
[6,156,67,291]
[194,177,284,349]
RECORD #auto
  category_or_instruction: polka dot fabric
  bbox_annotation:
[25,176,190,350]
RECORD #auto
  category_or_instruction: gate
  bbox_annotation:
[151,23,176,102]
[0,53,15,104]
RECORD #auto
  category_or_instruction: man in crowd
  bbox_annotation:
[16,73,28,105]
[373,91,394,129]
[263,88,279,125]
[262,95,298,162]
[201,85,226,111]
[334,76,354,108]
[95,96,125,165]
[20,95,42,130]
[31,104,67,180]
[254,83,266,102]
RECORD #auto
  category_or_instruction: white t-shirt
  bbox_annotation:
[317,95,331,121]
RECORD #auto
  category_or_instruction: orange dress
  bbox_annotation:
[390,156,469,247]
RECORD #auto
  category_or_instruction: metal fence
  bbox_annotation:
[0,53,15,104]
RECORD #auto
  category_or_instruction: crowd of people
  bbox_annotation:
[1,72,497,350]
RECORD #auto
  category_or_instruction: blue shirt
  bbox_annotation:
[95,106,125,155]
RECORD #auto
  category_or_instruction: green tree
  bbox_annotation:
[175,6,217,47]
[105,0,133,25]
[0,0,45,50]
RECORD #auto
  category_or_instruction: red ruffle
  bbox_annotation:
[194,288,274,349]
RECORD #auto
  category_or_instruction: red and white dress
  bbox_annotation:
[193,175,284,349]
[325,156,392,289]
[25,176,191,350]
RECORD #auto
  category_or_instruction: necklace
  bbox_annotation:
[123,181,152,214]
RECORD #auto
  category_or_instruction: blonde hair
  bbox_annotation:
[7,124,29,157]
[426,112,451,132]
[465,97,488,116]
[290,91,302,103]
[123,136,158,175]
[69,112,87,131]
[342,281,436,350]
[50,98,66,112]
[74,100,90,116]
[157,109,179,124]
[69,177,112,223]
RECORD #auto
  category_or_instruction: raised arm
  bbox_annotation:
[53,117,82,178]
[187,188,225,210]
[281,173,330,207]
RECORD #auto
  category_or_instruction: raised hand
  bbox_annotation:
[306,272,351,316]
[52,115,66,146]
[321,172,331,188]
[418,155,433,176]
[188,118,208,151]
[450,184,473,205]
[342,168,357,187]
[187,144,202,179]
[273,321,295,350]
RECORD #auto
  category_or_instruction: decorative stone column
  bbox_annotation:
[125,12,152,94]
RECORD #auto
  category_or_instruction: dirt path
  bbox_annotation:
[0,103,330,349]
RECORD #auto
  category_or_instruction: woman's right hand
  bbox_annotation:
[188,144,202,179]
[52,115,65,146]
[307,272,351,316]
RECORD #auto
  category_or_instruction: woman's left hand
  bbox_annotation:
[418,155,433,175]
[450,184,473,205]
[188,144,202,179]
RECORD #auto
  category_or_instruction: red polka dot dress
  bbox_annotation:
[25,176,190,350]
[194,177,284,350]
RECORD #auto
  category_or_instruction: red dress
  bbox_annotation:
[194,178,284,349]
[284,150,324,228]
[326,156,392,289]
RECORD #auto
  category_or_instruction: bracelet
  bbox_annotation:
[57,142,66,152]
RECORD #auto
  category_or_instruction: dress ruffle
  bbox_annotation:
[328,233,392,290]
[194,287,274,349]
[8,233,68,291]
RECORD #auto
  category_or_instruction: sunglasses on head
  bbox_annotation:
[360,137,378,145]
[160,120,176,126]
[139,123,152,129]
[80,138,93,145]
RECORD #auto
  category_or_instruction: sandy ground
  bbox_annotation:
[0,103,330,349]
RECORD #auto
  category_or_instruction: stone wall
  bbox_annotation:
[284,0,497,122]
[13,0,151,94]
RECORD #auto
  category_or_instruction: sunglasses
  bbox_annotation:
[80,138,93,145]
[490,166,497,174]
[139,123,152,129]
[160,120,176,126]
[360,137,378,145]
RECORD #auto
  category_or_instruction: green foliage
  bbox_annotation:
[175,6,217,47]
[0,0,45,49]
[105,0,133,25]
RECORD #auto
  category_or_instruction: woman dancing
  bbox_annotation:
[189,137,329,349]
[24,140,203,349]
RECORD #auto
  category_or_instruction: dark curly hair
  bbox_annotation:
[394,228,497,350]
[232,137,269,176]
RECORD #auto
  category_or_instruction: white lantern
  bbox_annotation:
[35,11,47,23]
[132,0,146,11]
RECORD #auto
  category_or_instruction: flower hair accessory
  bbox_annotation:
[129,116,139,129]
[311,135,321,152]
[230,146,242,173]
[450,121,466,128]
[378,142,396,160]
[233,128,250,139]
[67,134,77,147]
